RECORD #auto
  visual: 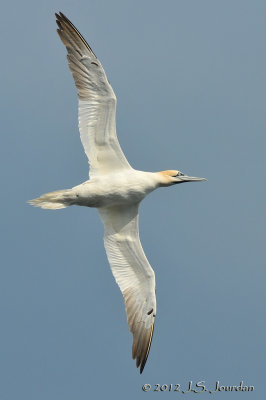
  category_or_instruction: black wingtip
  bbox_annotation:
[55,12,61,21]
[56,20,61,29]
[54,11,97,59]
[55,12,68,24]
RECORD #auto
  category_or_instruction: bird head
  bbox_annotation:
[157,170,207,186]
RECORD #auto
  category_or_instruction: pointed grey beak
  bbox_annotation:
[179,175,207,182]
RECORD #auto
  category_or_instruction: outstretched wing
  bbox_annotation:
[98,204,156,373]
[55,12,132,177]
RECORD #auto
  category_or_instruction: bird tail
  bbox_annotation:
[28,189,72,210]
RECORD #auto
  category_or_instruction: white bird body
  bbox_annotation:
[29,12,206,373]
[71,170,160,208]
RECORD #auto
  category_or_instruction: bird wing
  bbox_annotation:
[55,12,132,178]
[98,204,156,373]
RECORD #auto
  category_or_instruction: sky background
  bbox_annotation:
[1,0,265,399]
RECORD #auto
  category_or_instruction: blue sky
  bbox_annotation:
[1,0,265,399]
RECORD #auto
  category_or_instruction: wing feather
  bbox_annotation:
[55,12,132,177]
[98,204,156,373]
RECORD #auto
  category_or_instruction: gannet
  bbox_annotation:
[29,12,206,373]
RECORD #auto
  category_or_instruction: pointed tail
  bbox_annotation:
[28,189,72,210]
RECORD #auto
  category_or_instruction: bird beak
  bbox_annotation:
[178,175,207,182]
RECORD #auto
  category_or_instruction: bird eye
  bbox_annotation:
[176,171,184,176]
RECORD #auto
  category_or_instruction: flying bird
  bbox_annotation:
[29,12,206,373]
